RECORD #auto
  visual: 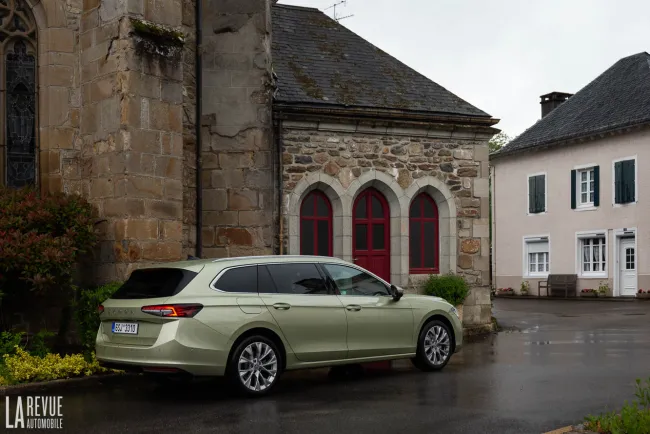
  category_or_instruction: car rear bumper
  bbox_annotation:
[95,319,229,376]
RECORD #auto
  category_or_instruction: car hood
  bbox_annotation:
[403,294,452,307]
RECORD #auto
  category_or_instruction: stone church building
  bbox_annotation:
[1,0,497,329]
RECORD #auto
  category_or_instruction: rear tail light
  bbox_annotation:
[98,305,104,314]
[141,304,203,318]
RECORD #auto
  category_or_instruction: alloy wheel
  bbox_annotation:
[424,325,451,366]
[237,341,278,392]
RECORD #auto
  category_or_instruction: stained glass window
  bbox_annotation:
[0,0,37,187]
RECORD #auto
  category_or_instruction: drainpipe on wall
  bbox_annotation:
[491,165,496,288]
[194,0,203,258]
[275,117,284,255]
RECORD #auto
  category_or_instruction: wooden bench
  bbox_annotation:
[538,274,578,297]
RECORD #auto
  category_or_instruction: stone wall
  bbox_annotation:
[198,0,275,259]
[36,0,81,195]
[181,0,197,258]
[78,0,185,282]
[280,120,493,329]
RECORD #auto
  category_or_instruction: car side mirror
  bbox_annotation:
[390,285,403,301]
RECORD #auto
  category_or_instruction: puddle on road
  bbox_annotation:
[525,339,643,345]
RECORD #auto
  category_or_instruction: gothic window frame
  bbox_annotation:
[0,0,38,188]
[409,193,440,274]
[300,190,333,257]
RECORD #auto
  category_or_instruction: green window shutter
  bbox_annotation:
[536,175,546,212]
[528,176,536,213]
[571,170,577,209]
[593,166,600,207]
[614,162,623,204]
[625,160,636,203]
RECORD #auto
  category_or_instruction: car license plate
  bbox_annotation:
[112,322,139,335]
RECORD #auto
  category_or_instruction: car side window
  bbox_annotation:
[322,264,391,297]
[266,263,330,295]
[258,265,278,293]
[214,266,258,293]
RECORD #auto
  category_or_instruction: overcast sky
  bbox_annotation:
[278,0,649,137]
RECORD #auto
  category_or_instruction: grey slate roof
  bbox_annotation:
[271,4,490,118]
[496,52,650,158]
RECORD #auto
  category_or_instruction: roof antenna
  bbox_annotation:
[325,0,354,22]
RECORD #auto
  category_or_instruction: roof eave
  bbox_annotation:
[273,102,499,127]
[490,119,650,162]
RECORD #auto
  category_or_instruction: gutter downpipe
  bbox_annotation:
[275,117,284,255]
[194,0,203,257]
[491,164,496,290]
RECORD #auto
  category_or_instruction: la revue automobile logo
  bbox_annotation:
[5,396,64,429]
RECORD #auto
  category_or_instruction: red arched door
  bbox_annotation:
[353,189,390,281]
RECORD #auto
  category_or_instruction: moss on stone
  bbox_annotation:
[131,18,185,46]
[288,60,324,100]
[330,72,357,105]
[307,16,338,29]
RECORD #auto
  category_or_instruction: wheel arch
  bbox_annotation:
[418,313,457,352]
[227,326,288,370]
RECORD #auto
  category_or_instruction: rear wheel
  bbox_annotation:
[411,320,453,372]
[227,336,281,396]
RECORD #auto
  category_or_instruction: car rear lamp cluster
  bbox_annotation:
[141,304,203,318]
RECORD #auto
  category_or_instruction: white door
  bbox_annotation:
[619,238,637,296]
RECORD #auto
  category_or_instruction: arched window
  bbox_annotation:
[0,0,38,187]
[300,190,332,256]
[353,188,390,281]
[409,193,439,274]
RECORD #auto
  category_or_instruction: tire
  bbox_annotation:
[227,335,282,397]
[411,320,453,372]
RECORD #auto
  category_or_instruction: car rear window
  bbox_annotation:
[111,268,198,299]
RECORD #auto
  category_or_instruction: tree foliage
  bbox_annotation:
[488,132,512,153]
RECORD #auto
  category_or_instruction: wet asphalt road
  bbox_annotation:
[4,299,650,434]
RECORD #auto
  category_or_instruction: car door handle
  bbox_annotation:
[272,303,291,311]
[346,305,362,312]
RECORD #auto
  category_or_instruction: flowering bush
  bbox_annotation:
[1,347,108,384]
[498,288,514,293]
[581,289,596,293]
[639,289,646,294]
[0,187,97,296]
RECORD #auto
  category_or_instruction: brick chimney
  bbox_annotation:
[540,92,573,118]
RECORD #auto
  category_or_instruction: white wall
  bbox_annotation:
[492,128,650,295]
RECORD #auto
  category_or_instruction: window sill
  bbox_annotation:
[575,205,597,212]
[527,211,547,216]
[614,201,637,208]
[525,273,549,279]
[410,269,440,275]
[580,273,607,279]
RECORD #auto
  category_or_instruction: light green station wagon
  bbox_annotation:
[96,255,462,396]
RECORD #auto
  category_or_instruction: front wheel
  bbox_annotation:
[411,320,453,372]
[227,336,282,396]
